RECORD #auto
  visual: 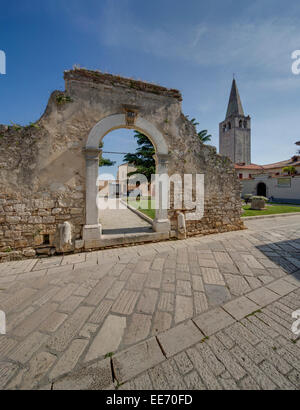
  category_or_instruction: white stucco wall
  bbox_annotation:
[242,175,300,203]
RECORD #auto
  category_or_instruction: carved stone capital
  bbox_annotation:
[85,147,101,161]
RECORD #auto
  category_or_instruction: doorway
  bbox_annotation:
[257,182,267,197]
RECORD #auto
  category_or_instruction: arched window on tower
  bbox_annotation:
[239,120,243,128]
[228,122,231,130]
[243,120,247,129]
[223,124,226,132]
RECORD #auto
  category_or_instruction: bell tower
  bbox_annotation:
[219,79,251,164]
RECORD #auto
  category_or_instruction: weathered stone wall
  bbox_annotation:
[0,68,243,261]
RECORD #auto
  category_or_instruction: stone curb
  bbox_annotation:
[242,212,300,220]
[120,198,154,226]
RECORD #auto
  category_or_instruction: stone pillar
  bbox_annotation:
[153,154,171,233]
[83,148,102,245]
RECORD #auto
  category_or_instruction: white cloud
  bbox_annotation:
[95,1,300,78]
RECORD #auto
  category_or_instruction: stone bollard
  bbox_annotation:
[57,221,73,252]
[177,211,187,240]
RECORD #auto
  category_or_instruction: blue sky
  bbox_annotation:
[1,0,300,177]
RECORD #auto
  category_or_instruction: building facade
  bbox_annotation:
[237,156,300,204]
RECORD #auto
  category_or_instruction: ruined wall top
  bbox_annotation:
[64,68,183,101]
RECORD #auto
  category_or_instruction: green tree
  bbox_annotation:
[123,131,155,182]
[282,166,296,176]
[99,142,116,167]
[188,117,212,143]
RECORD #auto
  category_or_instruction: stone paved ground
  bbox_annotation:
[117,289,300,391]
[0,215,299,390]
[99,199,153,236]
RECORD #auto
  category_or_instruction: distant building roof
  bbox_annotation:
[234,163,264,170]
[262,156,300,169]
[235,156,300,170]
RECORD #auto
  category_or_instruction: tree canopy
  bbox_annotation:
[282,166,296,176]
[99,141,116,167]
[123,131,155,182]
[123,118,212,181]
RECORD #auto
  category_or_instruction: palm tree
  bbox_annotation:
[282,166,296,176]
[197,129,212,143]
[188,117,212,144]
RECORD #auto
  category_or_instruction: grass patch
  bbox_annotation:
[127,199,300,219]
[127,197,156,220]
[245,309,262,318]
[105,352,114,359]
[242,204,300,217]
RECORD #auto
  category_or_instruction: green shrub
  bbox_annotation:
[251,196,268,202]
[28,122,40,129]
[56,94,73,105]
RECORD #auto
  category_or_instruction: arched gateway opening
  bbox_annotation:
[83,114,171,247]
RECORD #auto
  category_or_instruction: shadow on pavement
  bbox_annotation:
[257,238,300,283]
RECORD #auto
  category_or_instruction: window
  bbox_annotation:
[277,178,291,188]
[239,173,243,179]
[243,121,247,128]
[228,122,231,130]
[249,174,252,179]
[223,125,226,132]
[239,120,243,128]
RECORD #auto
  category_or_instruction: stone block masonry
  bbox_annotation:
[0,68,243,261]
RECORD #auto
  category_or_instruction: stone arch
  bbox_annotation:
[83,114,171,246]
[86,114,168,154]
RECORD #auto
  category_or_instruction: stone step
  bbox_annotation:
[84,232,170,250]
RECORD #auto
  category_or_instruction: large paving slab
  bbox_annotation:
[112,338,165,383]
[84,315,127,362]
[223,296,261,320]
[247,288,281,307]
[157,321,204,358]
[193,307,236,336]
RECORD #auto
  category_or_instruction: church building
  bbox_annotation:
[219,80,300,204]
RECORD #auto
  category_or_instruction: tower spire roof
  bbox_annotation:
[226,79,244,119]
